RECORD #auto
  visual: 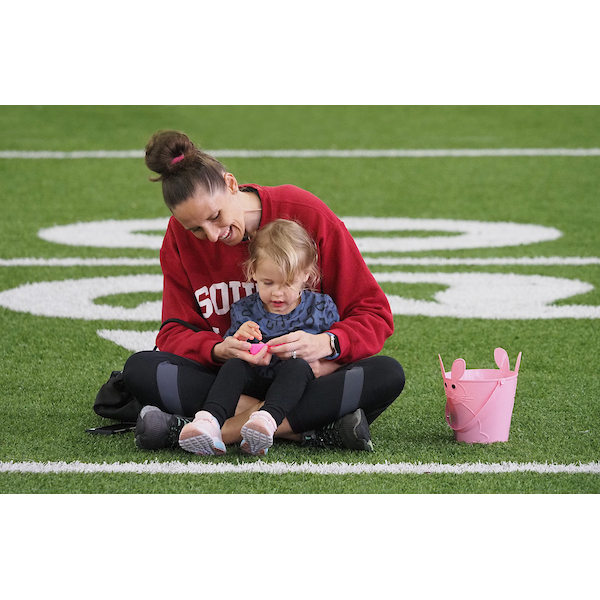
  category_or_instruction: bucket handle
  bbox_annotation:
[445,378,508,433]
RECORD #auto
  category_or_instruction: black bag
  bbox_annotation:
[93,370,144,422]
[93,319,203,422]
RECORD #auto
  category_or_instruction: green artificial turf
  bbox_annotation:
[1,105,599,494]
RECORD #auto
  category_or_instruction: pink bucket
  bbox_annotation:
[439,348,522,444]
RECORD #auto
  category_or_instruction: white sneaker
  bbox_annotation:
[240,411,278,456]
[179,411,226,455]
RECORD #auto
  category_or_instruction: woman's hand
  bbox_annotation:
[307,358,341,378]
[268,331,333,364]
[211,336,271,366]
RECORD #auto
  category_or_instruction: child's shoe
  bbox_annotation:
[179,410,226,455]
[240,410,278,456]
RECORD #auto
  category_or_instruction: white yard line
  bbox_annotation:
[1,460,598,475]
[364,256,600,266]
[1,148,600,159]
[0,257,161,267]
[2,256,600,267]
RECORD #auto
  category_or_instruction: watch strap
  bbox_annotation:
[324,332,340,360]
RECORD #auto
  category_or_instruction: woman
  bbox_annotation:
[124,129,405,452]
[178,219,342,457]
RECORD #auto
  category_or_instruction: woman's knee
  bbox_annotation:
[123,351,156,392]
[121,351,163,408]
[360,356,405,423]
[376,355,405,397]
[357,355,405,398]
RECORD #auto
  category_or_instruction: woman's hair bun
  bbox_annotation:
[144,129,228,209]
[145,130,198,179]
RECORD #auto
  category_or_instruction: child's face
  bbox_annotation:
[252,257,309,315]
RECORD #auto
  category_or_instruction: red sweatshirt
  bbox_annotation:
[157,184,394,368]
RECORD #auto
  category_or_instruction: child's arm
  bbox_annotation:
[233,321,262,343]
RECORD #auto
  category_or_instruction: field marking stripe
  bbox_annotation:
[0,258,161,267]
[2,257,600,268]
[1,149,600,159]
[364,256,600,266]
[1,460,599,475]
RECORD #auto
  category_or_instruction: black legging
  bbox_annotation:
[204,357,315,427]
[123,351,405,433]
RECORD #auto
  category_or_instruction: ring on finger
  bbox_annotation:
[292,350,297,359]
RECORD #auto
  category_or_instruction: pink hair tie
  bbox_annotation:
[171,154,185,165]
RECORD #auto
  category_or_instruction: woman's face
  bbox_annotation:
[171,174,248,246]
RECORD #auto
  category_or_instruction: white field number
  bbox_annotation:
[0,217,598,352]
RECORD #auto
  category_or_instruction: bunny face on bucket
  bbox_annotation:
[444,358,467,397]
[443,358,478,418]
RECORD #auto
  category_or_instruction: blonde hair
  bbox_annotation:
[244,219,320,290]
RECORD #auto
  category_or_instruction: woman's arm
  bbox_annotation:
[156,223,227,366]
[317,217,393,363]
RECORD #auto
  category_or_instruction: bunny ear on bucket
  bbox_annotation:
[494,347,510,375]
[493,347,523,374]
[451,358,466,381]
[439,355,467,381]
[438,354,446,378]
[514,352,522,374]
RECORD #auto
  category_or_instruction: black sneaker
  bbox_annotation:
[135,406,191,450]
[301,408,374,451]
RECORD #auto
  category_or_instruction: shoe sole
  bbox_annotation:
[179,424,226,456]
[240,421,274,456]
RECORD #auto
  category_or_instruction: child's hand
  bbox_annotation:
[233,321,262,343]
